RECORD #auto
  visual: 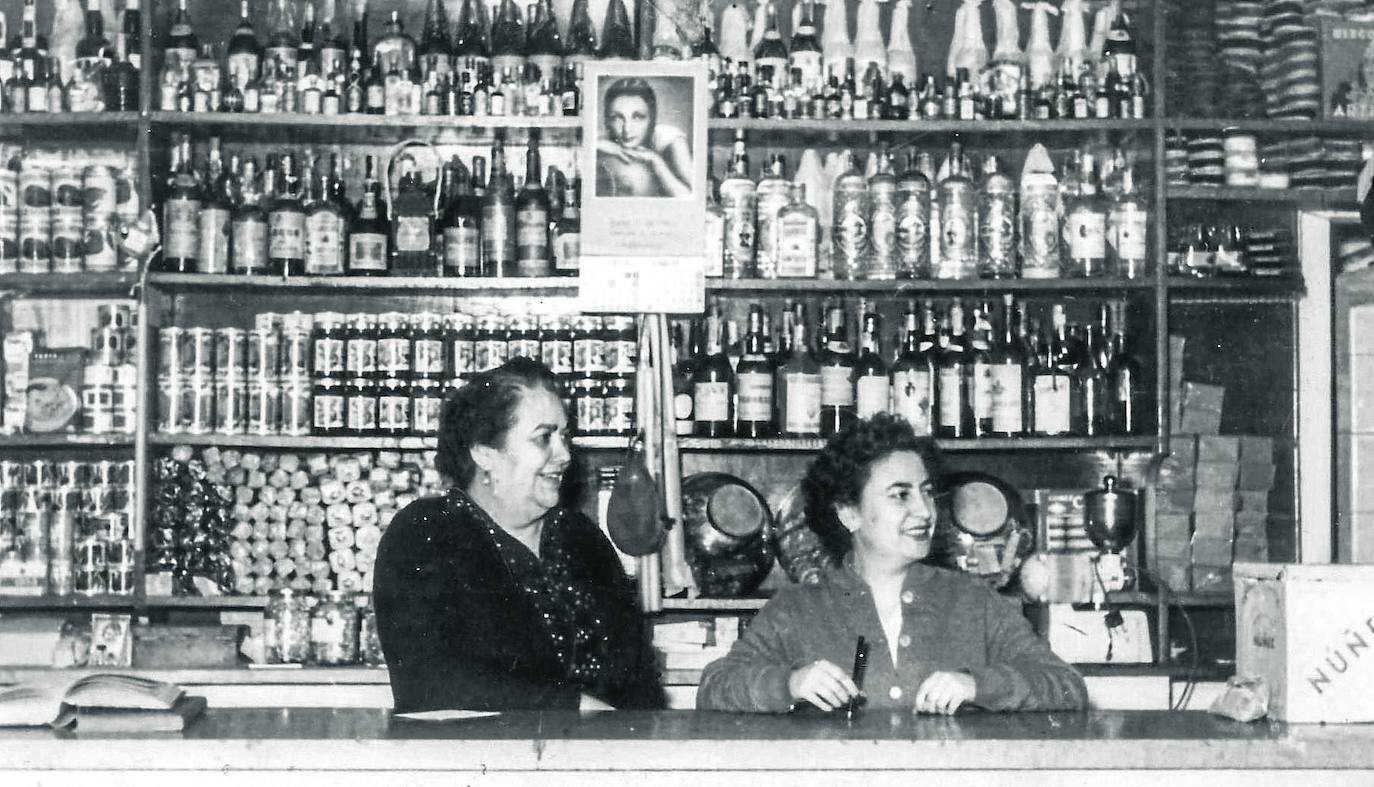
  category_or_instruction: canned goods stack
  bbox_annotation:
[83,305,138,435]
[0,459,137,597]
[0,146,141,275]
[159,310,640,439]
[262,590,385,667]
[158,446,443,597]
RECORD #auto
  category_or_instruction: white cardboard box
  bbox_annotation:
[1234,562,1374,723]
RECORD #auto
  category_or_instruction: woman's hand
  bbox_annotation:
[787,659,860,712]
[914,670,976,715]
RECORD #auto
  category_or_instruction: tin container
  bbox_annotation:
[279,329,311,379]
[0,164,19,274]
[158,327,184,378]
[81,384,116,434]
[248,327,281,382]
[215,377,248,435]
[573,378,605,435]
[17,166,51,273]
[75,566,109,595]
[247,379,282,435]
[187,377,215,434]
[280,377,312,437]
[215,328,247,376]
[49,167,84,273]
[108,562,135,595]
[77,536,108,568]
[157,374,185,433]
[265,589,312,664]
[186,327,214,377]
[572,317,605,377]
[604,376,635,435]
[82,164,118,272]
[309,591,359,665]
[604,317,637,375]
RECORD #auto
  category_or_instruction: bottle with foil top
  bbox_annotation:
[977,155,1017,279]
[895,151,932,279]
[1107,149,1148,278]
[1062,148,1107,277]
[935,142,976,279]
[754,154,791,278]
[1018,143,1061,279]
[830,150,869,280]
[865,146,898,280]
[718,131,757,278]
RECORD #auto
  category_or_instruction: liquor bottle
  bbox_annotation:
[854,312,889,420]
[891,301,934,436]
[1019,143,1061,278]
[73,0,113,108]
[298,1,318,69]
[198,140,232,275]
[515,133,552,275]
[161,133,200,272]
[268,154,306,277]
[374,10,417,85]
[165,0,198,83]
[788,1,823,94]
[774,183,819,278]
[754,154,789,279]
[103,32,138,110]
[1106,301,1141,434]
[1107,150,1148,278]
[936,142,976,279]
[348,155,389,275]
[718,131,756,278]
[989,294,1026,437]
[1063,149,1107,277]
[867,148,898,279]
[735,305,774,437]
[482,137,517,275]
[442,157,481,276]
[703,176,725,277]
[673,320,700,435]
[264,0,299,77]
[390,157,437,275]
[600,0,635,59]
[779,304,822,437]
[418,0,452,80]
[819,304,856,437]
[317,0,347,80]
[553,167,581,276]
[490,0,526,75]
[831,151,869,280]
[753,1,788,87]
[565,0,599,63]
[526,0,563,81]
[693,301,735,437]
[976,156,1016,279]
[123,0,142,73]
[226,0,262,93]
[1031,304,1073,435]
[1074,321,1109,435]
[1102,8,1137,81]
[454,0,491,88]
[230,158,269,274]
[967,303,995,436]
[305,157,347,275]
[894,152,932,279]
[934,308,969,438]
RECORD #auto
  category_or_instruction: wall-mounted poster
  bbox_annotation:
[578,60,708,314]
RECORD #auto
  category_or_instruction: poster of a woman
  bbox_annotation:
[595,77,694,198]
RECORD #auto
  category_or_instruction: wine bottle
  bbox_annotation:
[1107,301,1141,434]
[441,157,481,277]
[482,137,517,275]
[1031,306,1073,435]
[1064,148,1107,277]
[515,132,552,275]
[268,153,306,277]
[527,0,563,81]
[565,0,598,63]
[123,0,142,73]
[890,301,934,436]
[693,300,735,437]
[197,139,232,275]
[735,304,774,437]
[753,1,788,89]
[226,0,262,93]
[390,156,438,275]
[490,0,526,75]
[103,32,139,110]
[989,294,1026,437]
[854,312,889,420]
[305,155,347,276]
[165,0,198,84]
[553,167,581,276]
[600,0,636,59]
[779,304,822,437]
[348,155,389,275]
[264,0,299,77]
[967,302,995,436]
[935,304,970,438]
[419,0,453,80]
[161,133,200,273]
[230,157,269,275]
[819,304,856,437]
[1074,321,1110,435]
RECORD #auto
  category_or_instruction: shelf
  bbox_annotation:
[142,595,270,609]
[1163,117,1374,135]
[1166,184,1355,209]
[1108,590,1233,608]
[706,277,1155,295]
[145,272,579,296]
[1167,276,1306,300]
[0,595,137,609]
[709,117,1154,140]
[148,433,627,451]
[0,112,140,137]
[659,597,770,611]
[0,434,134,448]
[0,666,390,686]
[147,111,581,143]
[0,272,140,298]
[678,436,1157,452]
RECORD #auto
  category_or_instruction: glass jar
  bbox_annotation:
[475,314,509,372]
[355,593,386,666]
[572,377,605,436]
[410,378,443,435]
[539,315,573,379]
[604,316,637,376]
[572,316,605,379]
[265,588,312,664]
[411,312,445,380]
[507,316,541,361]
[309,590,359,665]
[604,375,635,435]
[312,311,346,379]
[447,312,476,384]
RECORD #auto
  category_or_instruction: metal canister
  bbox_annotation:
[55,461,90,488]
[539,315,573,376]
[265,589,312,664]
[0,161,19,274]
[49,166,84,273]
[17,166,51,273]
[81,383,116,434]
[186,326,215,378]
[447,313,475,380]
[0,461,23,487]
[279,328,311,379]
[604,316,637,375]
[572,316,605,378]
[215,327,247,377]
[249,327,280,383]
[106,537,135,567]
[98,304,132,330]
[572,377,605,435]
[187,375,215,434]
[311,314,345,379]
[310,591,359,665]
[280,377,312,437]
[82,164,118,272]
[25,460,56,488]
[247,378,282,435]
[410,379,442,435]
[376,313,411,378]
[376,378,410,435]
[157,373,186,433]
[108,559,135,595]
[158,327,185,378]
[506,316,541,361]
[91,326,123,366]
[215,376,247,435]
[411,313,444,380]
[474,315,508,373]
[75,566,109,595]
[604,376,635,435]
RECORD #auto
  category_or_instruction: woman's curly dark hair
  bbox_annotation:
[436,357,563,488]
[802,414,942,561]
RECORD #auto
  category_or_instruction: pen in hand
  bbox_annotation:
[847,636,868,720]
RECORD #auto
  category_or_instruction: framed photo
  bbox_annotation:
[579,60,708,313]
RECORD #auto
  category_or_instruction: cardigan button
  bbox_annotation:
[900,590,915,605]
[888,686,903,701]
[898,634,912,648]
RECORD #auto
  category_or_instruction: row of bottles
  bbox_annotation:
[155,132,580,278]
[158,0,630,116]
[0,0,140,113]
[709,138,1150,281]
[674,296,1144,440]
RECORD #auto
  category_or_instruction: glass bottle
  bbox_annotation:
[692,301,734,437]
[978,155,1017,279]
[419,0,453,80]
[527,0,563,82]
[989,294,1026,437]
[264,0,299,79]
[1074,322,1110,436]
[165,0,198,85]
[198,141,233,275]
[819,304,855,436]
[890,301,934,436]
[515,132,552,275]
[123,0,142,73]
[600,0,635,59]
[774,183,819,278]
[967,303,995,436]
[866,147,898,280]
[390,156,437,275]
[161,133,200,272]
[226,0,262,94]
[317,0,347,80]
[441,156,481,276]
[854,312,888,420]
[753,1,788,86]
[1107,301,1141,435]
[734,305,774,437]
[830,150,869,280]
[304,157,347,275]
[789,1,823,94]
[672,320,701,435]
[564,0,598,63]
[347,155,388,275]
[779,304,822,437]
[1031,305,1073,436]
[1107,150,1148,279]
[375,10,417,87]
[268,154,306,277]
[936,142,976,279]
[1063,149,1107,277]
[230,158,269,274]
[896,151,932,279]
[482,137,517,275]
[553,167,581,276]
[718,131,756,278]
[935,306,970,438]
[754,153,789,279]
[103,32,138,110]
[72,0,112,111]
[490,0,526,75]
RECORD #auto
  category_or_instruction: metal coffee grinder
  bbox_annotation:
[1083,475,1140,604]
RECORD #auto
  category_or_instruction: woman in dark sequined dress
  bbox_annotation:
[373,358,661,712]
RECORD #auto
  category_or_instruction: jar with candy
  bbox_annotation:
[265,588,312,664]
[356,593,386,666]
[309,590,359,665]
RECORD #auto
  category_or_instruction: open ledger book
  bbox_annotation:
[0,673,206,732]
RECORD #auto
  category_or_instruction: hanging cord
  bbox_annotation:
[1131,565,1201,711]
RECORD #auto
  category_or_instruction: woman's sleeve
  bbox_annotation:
[696,592,804,713]
[373,512,579,712]
[968,586,1089,711]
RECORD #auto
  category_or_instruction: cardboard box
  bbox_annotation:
[1237,490,1271,514]
[1155,513,1193,544]
[1193,564,1232,594]
[1237,462,1278,492]
[1197,436,1241,463]
[1156,486,1195,514]
[1234,563,1374,722]
[1168,434,1198,464]
[1193,511,1236,540]
[1157,458,1196,488]
[1239,435,1275,465]
[1195,461,1240,489]
[1155,559,1191,592]
[1234,536,1268,562]
[1178,406,1223,435]
[1319,18,1374,119]
[1182,381,1226,412]
[1190,536,1234,566]
[1193,487,1238,513]
[1235,511,1268,537]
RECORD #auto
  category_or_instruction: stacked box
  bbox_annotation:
[653,616,742,674]
[1154,435,1197,591]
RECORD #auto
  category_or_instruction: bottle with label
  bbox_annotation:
[1031,305,1073,435]
[673,320,701,435]
[895,151,932,279]
[935,306,970,438]
[819,304,856,436]
[703,176,725,277]
[890,301,934,436]
[774,183,818,278]
[483,137,517,275]
[442,156,482,276]
[515,132,552,275]
[161,133,200,273]
[866,147,898,280]
[977,155,1017,279]
[692,302,735,437]
[735,305,774,437]
[227,0,262,93]
[1063,148,1107,277]
[103,33,139,111]
[989,294,1026,437]
[123,0,143,73]
[831,150,869,280]
[165,0,198,85]
[197,140,232,275]
[418,0,453,80]
[754,154,790,278]
[304,157,347,275]
[454,0,492,87]
[1106,300,1141,434]
[1019,144,1062,278]
[854,312,889,419]
[71,0,112,112]
[490,0,526,75]
[600,0,636,59]
[1074,322,1110,435]
[779,304,822,436]
[753,1,789,87]
[317,0,347,80]
[936,142,976,280]
[264,0,300,79]
[230,157,269,274]
[553,169,581,276]
[348,155,389,275]
[390,156,437,275]
[966,303,996,436]
[719,131,756,278]
[789,1,823,93]
[268,154,306,277]
[1107,150,1149,278]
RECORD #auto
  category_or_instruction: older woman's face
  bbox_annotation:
[838,451,935,565]
[481,387,572,523]
[607,94,652,148]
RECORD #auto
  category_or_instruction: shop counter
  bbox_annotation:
[2,708,1373,783]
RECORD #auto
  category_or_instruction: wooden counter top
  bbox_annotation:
[2,708,1372,780]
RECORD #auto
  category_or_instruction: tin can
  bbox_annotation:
[410,379,442,435]
[376,378,410,434]
[17,487,50,562]
[49,167,84,273]
[186,327,214,377]
[312,379,345,434]
[90,326,124,366]
[215,327,246,377]
[247,379,282,435]
[187,377,215,434]
[25,460,56,488]
[157,374,184,433]
[82,164,118,272]
[573,317,606,377]
[113,380,137,433]
[17,166,51,273]
[75,567,109,595]
[604,376,635,435]
[55,461,90,488]
[573,378,605,435]
[108,562,135,595]
[279,329,311,378]
[0,164,19,274]
[280,377,312,437]
[107,537,135,567]
[81,384,116,434]
[77,536,108,568]
[604,316,637,375]
[158,327,184,378]
[97,304,132,330]
[0,460,22,487]
[248,328,280,382]
[345,377,377,435]
[88,459,117,486]
[215,376,247,434]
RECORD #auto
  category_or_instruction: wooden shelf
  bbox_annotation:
[149,433,627,451]
[678,436,1157,452]
[0,595,137,609]
[147,111,581,143]
[659,597,770,611]
[0,434,134,448]
[0,666,390,686]
[1164,117,1374,135]
[709,118,1154,137]
[1166,184,1355,208]
[0,272,140,297]
[706,277,1155,294]
[142,595,270,609]
[0,112,140,134]
[146,272,579,295]
[1107,590,1233,608]
[1167,276,1306,299]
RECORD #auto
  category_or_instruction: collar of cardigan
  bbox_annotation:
[827,553,944,596]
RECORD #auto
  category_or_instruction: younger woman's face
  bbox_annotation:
[838,451,936,566]
[607,94,652,148]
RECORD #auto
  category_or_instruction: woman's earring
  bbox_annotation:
[482,470,493,486]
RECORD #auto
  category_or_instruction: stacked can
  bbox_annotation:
[158,325,215,434]
[83,304,138,434]
[275,312,313,438]
[81,164,120,272]
[0,155,16,272]
[17,164,51,273]
[0,459,136,597]
[215,326,247,434]
[50,167,85,273]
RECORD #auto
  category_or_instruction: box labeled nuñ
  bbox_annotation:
[1234,562,1374,722]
